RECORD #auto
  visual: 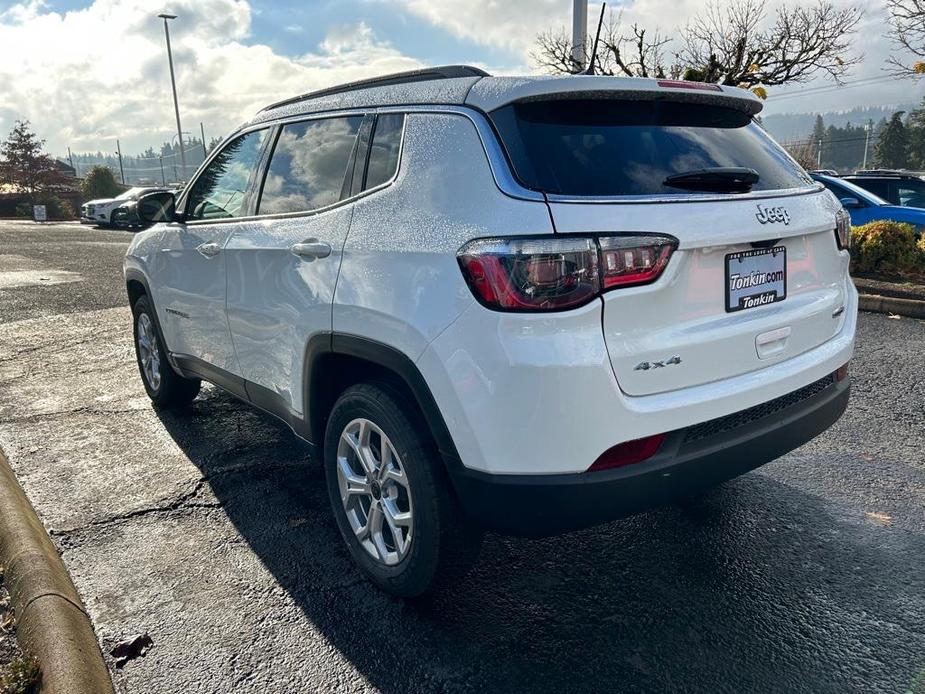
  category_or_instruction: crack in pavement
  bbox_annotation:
[48,459,312,543]
[0,404,149,424]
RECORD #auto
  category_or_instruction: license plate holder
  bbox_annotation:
[725,246,787,313]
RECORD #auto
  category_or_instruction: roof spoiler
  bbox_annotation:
[466,76,764,116]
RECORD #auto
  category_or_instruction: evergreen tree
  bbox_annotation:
[874,112,911,168]
[0,120,65,201]
[905,100,925,169]
[81,166,122,200]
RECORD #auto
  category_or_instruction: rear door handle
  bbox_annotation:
[290,239,332,260]
[196,242,221,258]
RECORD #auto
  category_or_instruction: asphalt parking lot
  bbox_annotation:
[0,219,923,693]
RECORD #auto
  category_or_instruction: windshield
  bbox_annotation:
[489,99,814,197]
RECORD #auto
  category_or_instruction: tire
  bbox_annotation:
[132,295,200,408]
[324,382,482,597]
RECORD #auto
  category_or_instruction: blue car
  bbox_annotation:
[811,173,925,235]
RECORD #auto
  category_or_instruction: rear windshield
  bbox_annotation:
[489,99,813,197]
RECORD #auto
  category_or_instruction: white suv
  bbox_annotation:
[124,66,856,596]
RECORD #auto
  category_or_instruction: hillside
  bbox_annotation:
[761,104,916,143]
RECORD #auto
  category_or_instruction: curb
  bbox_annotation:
[0,450,113,694]
[858,292,925,319]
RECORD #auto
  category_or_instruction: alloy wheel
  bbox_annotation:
[336,417,414,566]
[136,312,162,391]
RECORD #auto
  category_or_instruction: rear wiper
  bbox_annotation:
[664,167,760,193]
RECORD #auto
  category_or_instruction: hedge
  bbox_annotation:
[850,220,924,279]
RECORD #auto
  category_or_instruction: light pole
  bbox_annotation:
[158,13,187,181]
[571,0,588,73]
[115,140,125,184]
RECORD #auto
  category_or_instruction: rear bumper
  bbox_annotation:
[449,374,850,536]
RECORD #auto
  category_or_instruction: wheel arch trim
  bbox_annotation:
[305,333,465,473]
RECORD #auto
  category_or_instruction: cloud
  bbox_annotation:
[0,0,919,157]
[0,0,422,155]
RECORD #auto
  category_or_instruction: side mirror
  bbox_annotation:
[839,197,862,209]
[137,191,177,224]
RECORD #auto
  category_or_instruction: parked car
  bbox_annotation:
[811,173,925,235]
[842,171,925,209]
[124,66,856,596]
[81,186,167,226]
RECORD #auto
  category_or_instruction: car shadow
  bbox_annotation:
[154,386,925,694]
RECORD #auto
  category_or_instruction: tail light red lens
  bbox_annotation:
[588,434,666,472]
[458,234,677,312]
[458,237,600,311]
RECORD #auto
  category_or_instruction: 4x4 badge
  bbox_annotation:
[634,355,682,371]
[755,204,790,225]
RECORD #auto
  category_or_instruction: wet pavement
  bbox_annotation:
[0,220,923,693]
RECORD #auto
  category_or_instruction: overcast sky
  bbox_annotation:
[1,0,922,157]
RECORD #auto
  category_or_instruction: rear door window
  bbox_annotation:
[258,116,363,215]
[363,114,404,190]
[186,129,268,220]
[853,179,892,202]
[490,99,813,196]
[897,180,925,207]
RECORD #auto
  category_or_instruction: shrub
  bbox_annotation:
[81,165,122,201]
[850,220,924,277]
[14,195,75,220]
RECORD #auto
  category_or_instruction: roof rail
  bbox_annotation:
[260,65,490,113]
[852,169,909,177]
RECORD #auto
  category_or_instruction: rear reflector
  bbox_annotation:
[588,434,666,472]
[835,362,849,382]
[657,80,723,92]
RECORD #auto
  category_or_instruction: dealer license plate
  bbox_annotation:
[725,246,787,313]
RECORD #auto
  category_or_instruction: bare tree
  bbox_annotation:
[783,139,818,170]
[885,0,925,77]
[533,0,862,93]
[680,0,862,86]
[533,10,677,78]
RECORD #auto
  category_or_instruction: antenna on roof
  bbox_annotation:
[584,2,606,75]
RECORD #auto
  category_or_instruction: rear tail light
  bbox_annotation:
[588,434,666,472]
[657,79,722,92]
[835,209,851,250]
[458,234,677,312]
[598,235,677,288]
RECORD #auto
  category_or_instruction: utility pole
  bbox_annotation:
[862,123,871,169]
[116,140,125,184]
[159,155,166,186]
[816,139,822,169]
[200,122,207,159]
[159,13,187,181]
[571,0,588,73]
